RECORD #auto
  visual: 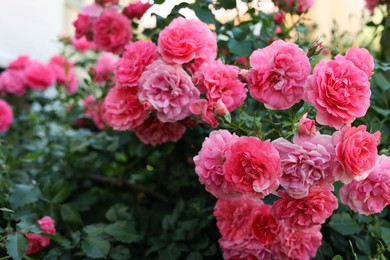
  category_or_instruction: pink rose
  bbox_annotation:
[134,117,186,145]
[248,40,310,110]
[82,95,106,130]
[190,99,221,128]
[272,133,335,199]
[193,129,240,198]
[0,70,27,96]
[71,36,95,52]
[73,14,94,40]
[93,11,132,54]
[8,55,31,70]
[303,58,371,129]
[138,60,200,123]
[333,124,381,184]
[193,59,247,112]
[114,40,158,88]
[104,86,148,131]
[91,52,117,84]
[123,1,152,20]
[340,155,390,215]
[0,100,13,131]
[365,0,380,13]
[280,0,314,13]
[158,17,217,64]
[344,47,374,78]
[297,112,316,136]
[272,186,338,228]
[250,204,280,244]
[25,216,56,255]
[25,62,55,90]
[223,136,281,198]
[49,55,79,94]
[219,237,273,260]
[274,12,284,24]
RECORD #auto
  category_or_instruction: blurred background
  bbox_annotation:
[0,0,369,67]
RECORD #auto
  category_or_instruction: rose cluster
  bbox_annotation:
[24,216,56,256]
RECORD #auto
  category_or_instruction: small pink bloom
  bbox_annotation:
[298,113,316,136]
[193,129,240,198]
[0,100,13,131]
[250,204,280,244]
[114,40,158,88]
[104,86,148,131]
[123,1,152,20]
[340,155,390,215]
[71,36,95,52]
[73,14,94,40]
[223,136,281,198]
[82,95,106,130]
[333,124,381,184]
[25,62,55,90]
[138,60,200,123]
[93,11,132,54]
[91,52,117,83]
[303,58,371,129]
[134,117,186,145]
[272,186,338,228]
[190,99,219,128]
[275,26,283,34]
[25,216,56,255]
[194,59,247,112]
[49,55,78,94]
[344,47,374,78]
[0,70,27,96]
[248,40,310,110]
[219,237,273,260]
[274,13,284,24]
[158,17,217,64]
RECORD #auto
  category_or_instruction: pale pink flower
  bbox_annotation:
[272,186,338,228]
[25,62,55,90]
[71,36,95,52]
[303,58,371,129]
[223,136,281,198]
[340,155,390,215]
[91,52,117,83]
[104,86,148,131]
[272,133,335,198]
[114,40,158,88]
[0,70,27,96]
[333,124,381,184]
[0,100,13,131]
[193,129,240,198]
[365,0,380,13]
[138,60,200,123]
[80,3,104,17]
[344,47,374,78]
[49,55,79,94]
[93,11,132,54]
[250,203,280,244]
[158,17,217,64]
[219,237,273,260]
[194,59,247,112]
[82,95,106,130]
[248,40,310,110]
[298,113,316,136]
[134,117,186,145]
[123,1,152,20]
[25,216,56,255]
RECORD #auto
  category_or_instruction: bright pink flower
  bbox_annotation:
[250,203,280,244]
[223,136,281,198]
[272,133,335,198]
[272,186,338,228]
[138,60,200,123]
[193,129,240,198]
[340,155,390,215]
[303,58,371,129]
[365,0,380,13]
[93,11,132,54]
[275,26,283,34]
[0,100,13,131]
[298,113,316,136]
[0,70,27,96]
[104,86,148,131]
[73,14,94,40]
[333,125,381,184]
[25,62,55,90]
[274,12,284,24]
[123,1,152,20]
[158,17,217,64]
[82,95,106,130]
[49,55,78,94]
[114,40,158,88]
[8,55,31,70]
[219,237,273,260]
[344,47,374,78]
[134,117,186,145]
[25,216,56,255]
[248,40,310,110]
[71,36,95,52]
[194,60,247,112]
[273,224,322,260]
[91,52,117,83]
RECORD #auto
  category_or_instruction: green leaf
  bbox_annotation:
[218,0,236,9]
[6,233,28,260]
[105,204,131,222]
[83,224,106,237]
[9,184,41,209]
[60,204,83,226]
[329,213,362,236]
[109,245,131,260]
[82,237,111,259]
[228,39,252,57]
[332,255,343,260]
[51,180,71,203]
[381,227,390,244]
[186,251,203,260]
[194,7,215,24]
[159,244,182,260]
[104,221,141,243]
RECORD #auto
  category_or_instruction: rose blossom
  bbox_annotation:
[272,133,335,199]
[248,40,310,110]
[281,0,314,13]
[193,129,240,198]
[91,52,117,83]
[0,100,13,131]
[104,86,148,131]
[25,216,56,255]
[73,4,104,41]
[193,59,247,112]
[340,155,390,215]
[190,99,227,128]
[134,117,186,145]
[82,95,106,130]
[114,40,158,88]
[71,36,95,52]
[297,113,316,136]
[158,17,217,64]
[303,58,371,129]
[25,62,55,90]
[138,60,200,123]
[0,70,27,96]
[123,1,152,20]
[344,47,374,78]
[49,55,79,94]
[93,11,132,54]
[223,136,281,198]
[250,203,280,244]
[333,124,381,184]
[219,237,273,260]
[8,55,31,70]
